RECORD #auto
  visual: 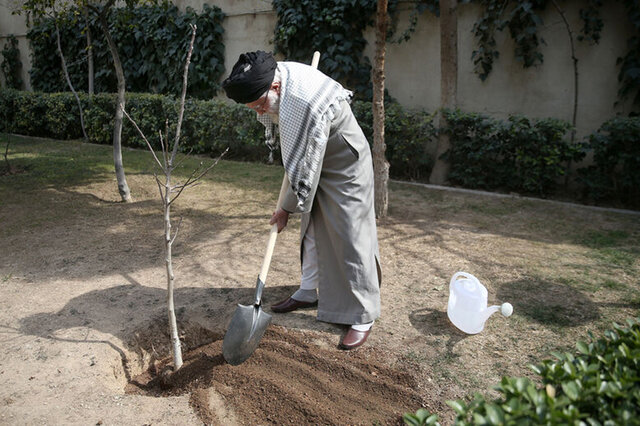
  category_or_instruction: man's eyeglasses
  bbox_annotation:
[248,90,270,114]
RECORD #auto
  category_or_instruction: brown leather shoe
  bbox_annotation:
[339,327,371,350]
[270,297,318,313]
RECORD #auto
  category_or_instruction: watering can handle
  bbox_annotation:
[450,271,478,289]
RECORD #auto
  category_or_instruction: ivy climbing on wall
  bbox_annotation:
[272,0,379,100]
[399,0,639,106]
[617,0,640,106]
[1,35,23,90]
[28,2,225,99]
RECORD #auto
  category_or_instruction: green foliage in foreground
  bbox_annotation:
[404,318,640,425]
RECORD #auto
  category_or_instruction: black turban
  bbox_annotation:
[222,51,277,104]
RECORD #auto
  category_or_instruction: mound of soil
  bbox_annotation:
[127,325,427,425]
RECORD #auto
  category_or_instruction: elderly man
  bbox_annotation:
[222,51,381,350]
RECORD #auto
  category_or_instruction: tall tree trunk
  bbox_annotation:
[429,0,458,185]
[84,7,94,95]
[551,0,578,188]
[373,0,389,218]
[54,19,88,141]
[97,10,132,202]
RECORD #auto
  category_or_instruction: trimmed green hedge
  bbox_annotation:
[2,89,639,209]
[578,117,640,209]
[0,89,438,174]
[353,101,436,181]
[0,89,267,162]
[443,109,585,197]
[404,318,640,425]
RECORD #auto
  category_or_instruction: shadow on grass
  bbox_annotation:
[16,282,327,380]
[408,308,469,354]
[496,278,601,327]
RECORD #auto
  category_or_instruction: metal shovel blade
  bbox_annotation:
[222,278,272,365]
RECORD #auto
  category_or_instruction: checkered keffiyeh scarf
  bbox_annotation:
[257,62,352,208]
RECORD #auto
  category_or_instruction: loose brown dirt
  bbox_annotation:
[127,326,429,425]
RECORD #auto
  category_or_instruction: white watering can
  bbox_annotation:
[447,272,513,334]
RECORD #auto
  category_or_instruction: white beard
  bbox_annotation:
[266,90,280,124]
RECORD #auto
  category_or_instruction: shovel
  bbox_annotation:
[223,52,321,366]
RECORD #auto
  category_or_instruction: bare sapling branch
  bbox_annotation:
[169,217,184,246]
[162,121,170,167]
[154,174,166,204]
[172,148,195,170]
[122,108,164,169]
[171,24,197,165]
[168,164,202,204]
[168,148,228,205]
[53,16,88,142]
[158,129,169,167]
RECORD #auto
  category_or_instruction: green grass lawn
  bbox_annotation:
[0,133,282,194]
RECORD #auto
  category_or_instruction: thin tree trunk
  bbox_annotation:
[551,0,578,188]
[373,0,389,218]
[84,7,94,96]
[164,174,183,370]
[97,9,132,202]
[430,0,458,185]
[3,133,11,173]
[54,19,88,141]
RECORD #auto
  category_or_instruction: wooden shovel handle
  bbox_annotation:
[258,175,290,283]
[257,51,321,285]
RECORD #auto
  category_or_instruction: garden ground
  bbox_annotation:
[1,135,639,424]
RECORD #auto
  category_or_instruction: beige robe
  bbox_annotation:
[281,101,381,325]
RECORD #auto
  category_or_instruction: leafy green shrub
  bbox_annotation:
[0,89,438,174]
[45,93,88,140]
[84,93,116,144]
[352,101,436,181]
[0,89,16,130]
[444,109,585,196]
[578,117,640,208]
[28,3,225,98]
[404,318,640,425]
[186,99,268,160]
[9,90,49,137]
[0,89,269,161]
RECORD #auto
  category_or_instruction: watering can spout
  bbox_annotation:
[479,305,500,324]
[479,303,513,324]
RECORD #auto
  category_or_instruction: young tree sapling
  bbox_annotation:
[123,24,227,371]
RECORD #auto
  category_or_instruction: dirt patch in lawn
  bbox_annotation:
[126,325,431,425]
